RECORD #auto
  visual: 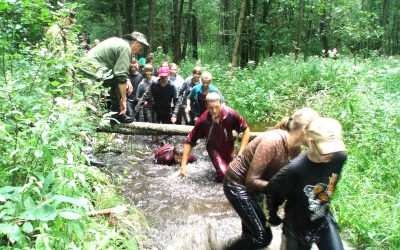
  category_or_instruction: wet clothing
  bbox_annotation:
[227,129,300,192]
[223,129,300,250]
[187,83,224,119]
[185,106,248,179]
[147,79,180,124]
[155,144,196,165]
[223,178,272,250]
[266,151,347,249]
[78,37,132,112]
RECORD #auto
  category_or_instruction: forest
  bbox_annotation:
[0,0,399,249]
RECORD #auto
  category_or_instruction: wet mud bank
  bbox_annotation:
[96,133,353,250]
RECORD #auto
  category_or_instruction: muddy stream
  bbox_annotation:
[96,121,353,250]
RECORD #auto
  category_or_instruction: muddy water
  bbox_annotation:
[98,132,353,250]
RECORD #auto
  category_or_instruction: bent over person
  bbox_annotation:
[266,117,347,250]
[223,107,319,250]
[180,92,251,182]
[78,31,149,123]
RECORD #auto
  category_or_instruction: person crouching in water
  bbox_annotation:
[180,92,251,182]
[223,107,319,250]
[266,117,347,250]
[155,144,196,165]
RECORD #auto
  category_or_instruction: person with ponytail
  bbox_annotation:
[223,107,319,250]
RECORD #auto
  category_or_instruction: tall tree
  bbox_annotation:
[191,7,198,59]
[381,0,389,55]
[294,0,304,61]
[221,0,230,45]
[125,0,133,33]
[172,0,184,62]
[182,0,194,59]
[232,0,247,67]
[115,0,123,36]
[147,0,155,48]
[319,1,329,57]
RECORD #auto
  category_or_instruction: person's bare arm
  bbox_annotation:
[238,127,251,156]
[180,143,193,177]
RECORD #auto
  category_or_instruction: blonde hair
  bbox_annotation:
[275,107,319,132]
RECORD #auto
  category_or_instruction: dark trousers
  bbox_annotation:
[223,178,272,250]
[103,79,121,112]
[206,143,230,182]
[281,214,344,250]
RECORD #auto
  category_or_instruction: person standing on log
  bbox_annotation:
[180,92,251,182]
[78,31,149,123]
[223,107,319,250]
[266,117,347,250]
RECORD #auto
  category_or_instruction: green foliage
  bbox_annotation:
[181,55,400,249]
[0,1,145,248]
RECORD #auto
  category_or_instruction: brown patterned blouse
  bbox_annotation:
[227,129,300,193]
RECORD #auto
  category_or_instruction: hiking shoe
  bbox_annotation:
[111,113,134,124]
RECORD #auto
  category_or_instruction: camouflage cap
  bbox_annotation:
[122,31,149,47]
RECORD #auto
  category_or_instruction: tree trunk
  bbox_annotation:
[250,0,258,64]
[147,0,155,48]
[125,0,133,33]
[259,0,273,60]
[232,0,247,67]
[115,0,123,37]
[294,0,304,61]
[319,8,329,57]
[172,0,184,63]
[381,0,389,55]
[240,0,251,67]
[96,122,263,139]
[192,7,198,59]
[182,0,194,59]
[221,0,230,45]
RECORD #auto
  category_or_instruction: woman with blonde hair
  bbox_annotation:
[223,107,319,250]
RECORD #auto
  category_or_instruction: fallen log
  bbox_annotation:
[96,121,264,139]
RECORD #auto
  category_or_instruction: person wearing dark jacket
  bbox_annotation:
[223,108,319,250]
[266,117,347,250]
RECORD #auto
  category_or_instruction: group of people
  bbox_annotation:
[78,31,348,250]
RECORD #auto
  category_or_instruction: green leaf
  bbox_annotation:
[0,224,23,243]
[0,194,6,202]
[59,211,82,220]
[52,195,89,210]
[34,205,57,221]
[44,171,55,191]
[22,222,33,233]
[34,149,44,158]
[24,196,36,210]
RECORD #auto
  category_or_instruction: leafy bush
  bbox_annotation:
[180,55,400,249]
[0,1,145,248]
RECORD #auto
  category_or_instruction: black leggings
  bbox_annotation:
[281,214,344,250]
[223,178,272,250]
